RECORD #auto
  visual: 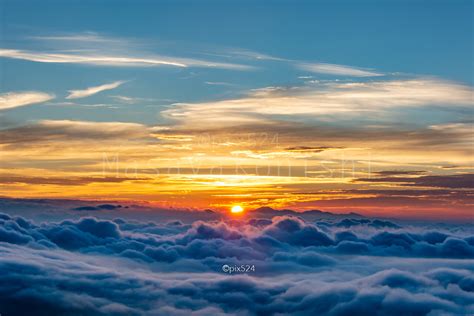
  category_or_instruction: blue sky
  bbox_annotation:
[1,0,472,124]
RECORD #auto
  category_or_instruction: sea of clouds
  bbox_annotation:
[0,211,473,315]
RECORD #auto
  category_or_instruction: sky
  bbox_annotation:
[0,0,473,219]
[0,3,473,314]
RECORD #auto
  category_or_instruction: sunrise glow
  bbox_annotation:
[231,205,244,214]
[0,1,471,221]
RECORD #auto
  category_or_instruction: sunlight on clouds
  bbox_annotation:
[0,91,55,110]
[297,62,383,77]
[0,48,188,67]
[162,79,473,129]
[0,48,254,70]
[0,76,472,216]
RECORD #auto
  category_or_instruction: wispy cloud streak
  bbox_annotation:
[0,91,54,110]
[66,81,126,99]
[0,48,254,70]
[298,62,383,77]
[162,79,473,128]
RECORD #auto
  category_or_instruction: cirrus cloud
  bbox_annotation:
[297,62,383,77]
[0,91,54,110]
[0,48,254,71]
[162,79,473,129]
[66,81,127,99]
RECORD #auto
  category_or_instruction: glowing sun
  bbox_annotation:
[231,205,244,214]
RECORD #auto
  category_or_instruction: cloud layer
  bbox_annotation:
[0,212,473,315]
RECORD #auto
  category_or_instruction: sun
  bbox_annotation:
[231,205,244,214]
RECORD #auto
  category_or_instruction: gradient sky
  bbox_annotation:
[0,0,473,219]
